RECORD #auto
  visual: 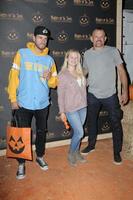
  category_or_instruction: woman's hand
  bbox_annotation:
[60,112,67,122]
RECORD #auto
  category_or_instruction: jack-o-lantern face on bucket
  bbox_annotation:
[8,136,25,154]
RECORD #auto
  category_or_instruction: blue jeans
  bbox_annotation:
[66,107,87,152]
[87,93,123,155]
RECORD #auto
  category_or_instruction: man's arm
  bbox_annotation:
[117,63,128,105]
[7,51,20,109]
[47,63,58,88]
[83,67,89,76]
[83,54,89,76]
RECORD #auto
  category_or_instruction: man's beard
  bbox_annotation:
[36,43,46,50]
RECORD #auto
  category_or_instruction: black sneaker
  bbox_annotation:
[114,153,122,165]
[36,157,48,170]
[16,164,25,180]
[81,146,95,155]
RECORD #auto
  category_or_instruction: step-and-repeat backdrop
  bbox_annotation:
[0,0,116,148]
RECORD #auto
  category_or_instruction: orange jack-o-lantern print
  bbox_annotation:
[8,136,25,154]
[6,126,32,160]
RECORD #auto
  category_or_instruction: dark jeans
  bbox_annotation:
[87,93,123,155]
[13,107,49,164]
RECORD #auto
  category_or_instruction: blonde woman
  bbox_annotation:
[57,49,87,166]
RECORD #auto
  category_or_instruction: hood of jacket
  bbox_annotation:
[27,42,49,56]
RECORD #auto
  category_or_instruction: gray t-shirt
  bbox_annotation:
[83,46,123,98]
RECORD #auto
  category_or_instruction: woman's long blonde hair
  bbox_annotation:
[60,49,84,79]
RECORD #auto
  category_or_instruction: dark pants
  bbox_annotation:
[13,107,49,164]
[87,93,123,155]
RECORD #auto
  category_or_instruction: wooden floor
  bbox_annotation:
[0,139,133,200]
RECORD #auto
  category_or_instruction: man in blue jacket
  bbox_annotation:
[8,26,57,179]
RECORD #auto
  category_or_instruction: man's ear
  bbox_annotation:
[33,35,35,42]
[90,36,93,43]
[104,36,107,42]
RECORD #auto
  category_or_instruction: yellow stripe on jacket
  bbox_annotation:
[7,51,20,102]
